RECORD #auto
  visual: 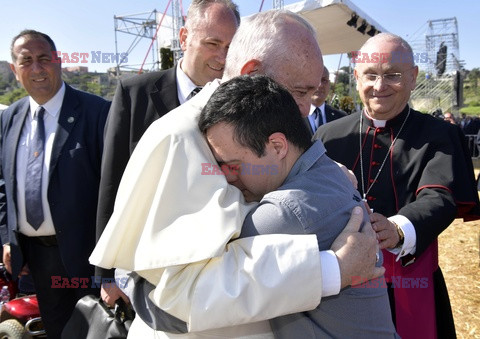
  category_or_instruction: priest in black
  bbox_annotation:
[315,33,480,339]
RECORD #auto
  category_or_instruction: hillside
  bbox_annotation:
[0,65,119,106]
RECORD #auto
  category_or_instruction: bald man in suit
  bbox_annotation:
[306,66,346,135]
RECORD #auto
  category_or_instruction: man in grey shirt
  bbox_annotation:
[199,74,398,338]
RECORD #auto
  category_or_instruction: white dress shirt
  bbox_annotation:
[176,59,200,105]
[309,103,326,131]
[16,82,65,236]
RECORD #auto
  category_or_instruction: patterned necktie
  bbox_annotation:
[314,107,323,131]
[25,106,45,230]
[187,87,202,100]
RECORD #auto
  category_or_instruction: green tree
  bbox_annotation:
[339,96,355,114]
[0,87,27,105]
[469,68,480,93]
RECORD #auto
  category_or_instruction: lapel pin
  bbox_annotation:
[68,117,75,123]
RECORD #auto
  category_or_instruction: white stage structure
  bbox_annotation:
[284,0,387,55]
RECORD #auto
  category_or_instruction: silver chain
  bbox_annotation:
[359,108,411,200]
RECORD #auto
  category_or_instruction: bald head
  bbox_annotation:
[354,32,418,120]
[357,32,415,68]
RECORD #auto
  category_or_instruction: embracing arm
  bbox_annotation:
[137,207,381,332]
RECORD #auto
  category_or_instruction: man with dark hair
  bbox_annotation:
[316,32,480,338]
[198,74,396,338]
[96,0,240,305]
[0,29,109,338]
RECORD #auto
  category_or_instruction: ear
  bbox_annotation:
[268,132,288,159]
[240,59,262,76]
[179,27,188,52]
[9,63,19,81]
[409,65,419,91]
[354,68,360,91]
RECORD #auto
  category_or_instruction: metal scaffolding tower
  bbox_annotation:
[273,0,284,9]
[113,10,160,75]
[425,18,461,76]
[113,2,178,75]
[171,0,183,64]
[409,17,463,113]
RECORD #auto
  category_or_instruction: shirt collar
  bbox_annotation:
[309,102,325,116]
[176,59,198,104]
[285,140,326,182]
[29,81,65,118]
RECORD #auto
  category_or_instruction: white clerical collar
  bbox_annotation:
[29,81,65,118]
[365,110,386,128]
[176,59,198,104]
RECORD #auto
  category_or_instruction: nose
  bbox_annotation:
[216,46,228,65]
[373,76,387,91]
[296,99,310,117]
[31,61,45,73]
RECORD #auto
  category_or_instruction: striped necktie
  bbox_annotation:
[187,87,202,100]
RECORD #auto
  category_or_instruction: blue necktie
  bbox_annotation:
[25,106,45,230]
[313,107,323,131]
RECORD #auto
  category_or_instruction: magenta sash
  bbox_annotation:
[383,240,439,339]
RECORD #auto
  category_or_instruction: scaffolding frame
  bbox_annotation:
[113,1,182,75]
[273,0,284,9]
[113,10,160,75]
[409,17,463,113]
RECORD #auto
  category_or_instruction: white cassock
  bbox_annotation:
[90,80,323,337]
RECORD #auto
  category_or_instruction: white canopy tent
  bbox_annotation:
[284,0,388,55]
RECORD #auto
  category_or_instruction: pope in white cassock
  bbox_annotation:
[90,9,381,338]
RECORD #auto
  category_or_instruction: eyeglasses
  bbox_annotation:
[359,73,403,85]
[358,67,416,86]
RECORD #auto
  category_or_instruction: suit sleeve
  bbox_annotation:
[95,80,131,278]
[142,234,323,332]
[0,112,8,245]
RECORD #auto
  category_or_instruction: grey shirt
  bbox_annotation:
[240,140,397,339]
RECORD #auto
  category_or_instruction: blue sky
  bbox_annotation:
[1,0,479,74]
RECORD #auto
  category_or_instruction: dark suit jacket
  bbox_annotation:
[0,84,110,279]
[305,103,347,136]
[325,104,347,123]
[95,67,179,278]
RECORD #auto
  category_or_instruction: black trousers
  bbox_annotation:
[19,235,99,339]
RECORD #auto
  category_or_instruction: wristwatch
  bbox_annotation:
[392,221,404,249]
